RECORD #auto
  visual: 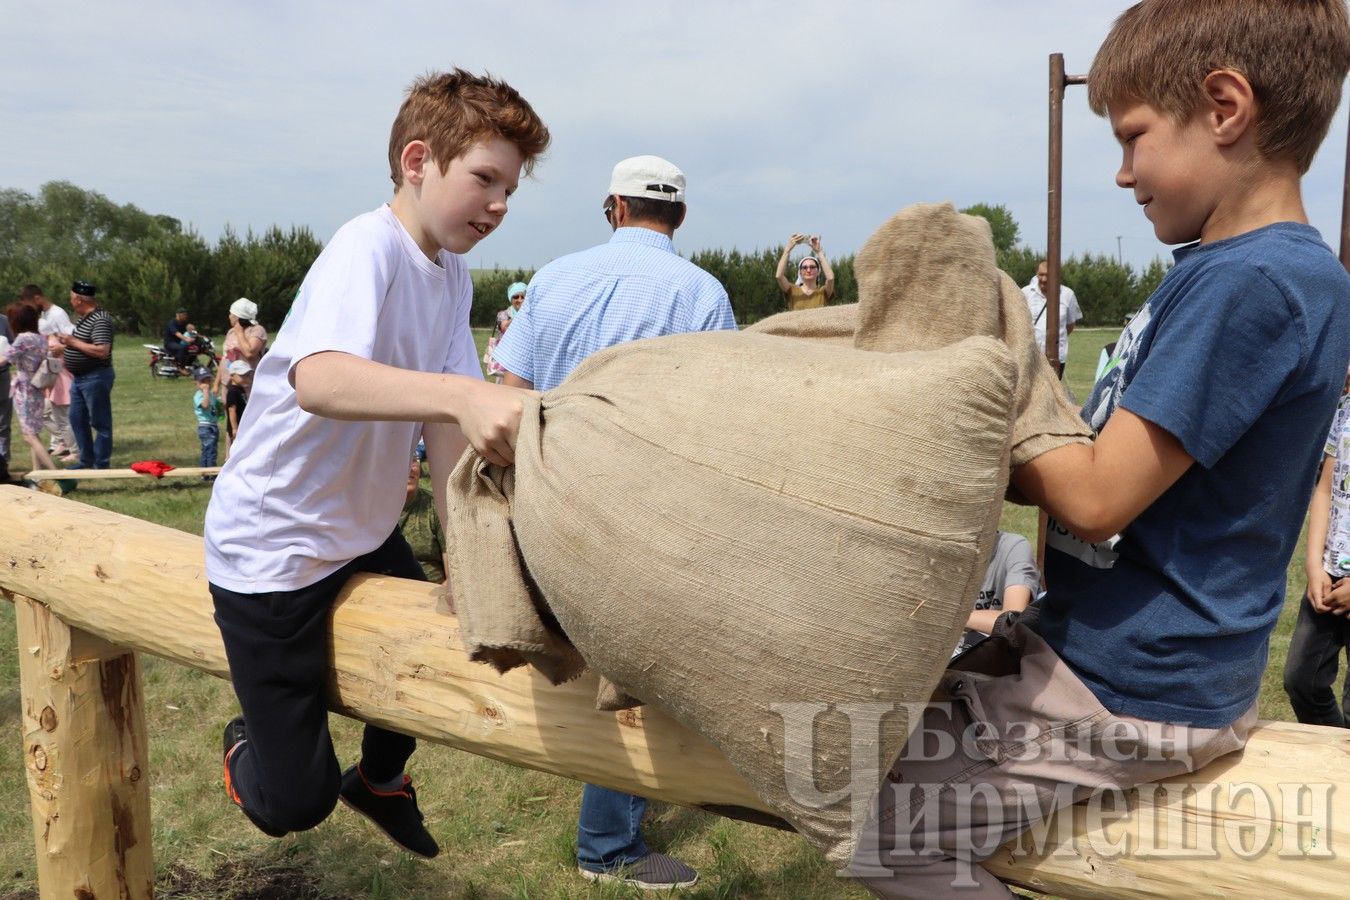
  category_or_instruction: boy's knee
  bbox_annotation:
[1282,663,1315,701]
[266,785,340,833]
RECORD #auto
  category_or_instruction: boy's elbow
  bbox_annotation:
[294,381,330,416]
[292,369,325,415]
[1063,500,1128,544]
[295,388,319,415]
[292,356,336,415]
[1073,523,1120,545]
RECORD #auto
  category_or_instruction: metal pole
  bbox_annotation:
[1341,110,1350,272]
[1047,53,1065,371]
[1040,59,1088,577]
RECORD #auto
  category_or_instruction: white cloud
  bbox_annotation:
[3,0,1346,275]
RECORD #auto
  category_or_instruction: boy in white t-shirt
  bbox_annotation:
[204,70,550,857]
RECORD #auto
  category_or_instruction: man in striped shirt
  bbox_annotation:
[494,155,735,891]
[56,280,115,468]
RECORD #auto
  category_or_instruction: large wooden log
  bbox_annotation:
[0,487,762,812]
[982,719,1350,897]
[15,595,153,899]
[3,486,1350,898]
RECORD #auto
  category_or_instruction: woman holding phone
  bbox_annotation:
[775,233,835,310]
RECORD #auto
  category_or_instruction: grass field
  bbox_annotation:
[0,327,1313,899]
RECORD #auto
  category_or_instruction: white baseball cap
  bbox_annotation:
[226,359,252,376]
[606,155,685,204]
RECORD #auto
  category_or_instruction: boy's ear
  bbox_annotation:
[400,140,431,186]
[1202,69,1256,148]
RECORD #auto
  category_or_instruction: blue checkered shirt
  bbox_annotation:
[492,227,736,391]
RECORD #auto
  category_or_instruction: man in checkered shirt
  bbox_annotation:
[493,155,735,891]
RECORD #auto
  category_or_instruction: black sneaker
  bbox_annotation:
[339,764,439,859]
[579,853,699,890]
[222,716,288,837]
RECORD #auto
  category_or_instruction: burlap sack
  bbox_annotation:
[445,201,1093,864]
[749,302,858,347]
[447,330,1016,864]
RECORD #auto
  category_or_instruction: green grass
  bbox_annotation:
[0,328,1311,898]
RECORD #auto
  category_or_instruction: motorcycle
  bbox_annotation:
[145,332,218,378]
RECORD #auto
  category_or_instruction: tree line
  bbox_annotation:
[1,183,1167,334]
[0,182,321,334]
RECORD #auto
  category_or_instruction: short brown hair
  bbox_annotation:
[6,301,38,336]
[1088,0,1350,173]
[387,69,550,189]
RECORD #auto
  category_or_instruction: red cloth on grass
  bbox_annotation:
[130,460,175,478]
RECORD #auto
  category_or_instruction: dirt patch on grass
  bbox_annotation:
[160,862,342,899]
[0,863,342,900]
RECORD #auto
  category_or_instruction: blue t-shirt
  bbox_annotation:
[492,227,736,391]
[1037,223,1350,727]
[193,388,223,426]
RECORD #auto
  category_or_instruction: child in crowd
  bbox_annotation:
[397,454,446,584]
[223,359,251,454]
[483,281,524,383]
[951,531,1039,659]
[203,70,549,857]
[853,3,1350,896]
[1283,367,1350,726]
[192,367,224,469]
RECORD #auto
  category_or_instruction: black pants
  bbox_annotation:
[1282,592,1350,727]
[212,528,425,832]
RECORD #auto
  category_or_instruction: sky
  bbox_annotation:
[3,0,1347,274]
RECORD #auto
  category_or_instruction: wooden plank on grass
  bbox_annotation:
[23,466,221,481]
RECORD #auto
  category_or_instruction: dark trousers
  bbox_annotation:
[69,366,114,468]
[212,528,425,833]
[197,423,218,468]
[0,366,11,461]
[1283,593,1350,727]
[165,338,191,368]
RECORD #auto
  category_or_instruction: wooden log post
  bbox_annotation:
[14,594,153,900]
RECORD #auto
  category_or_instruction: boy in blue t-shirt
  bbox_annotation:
[853,2,1350,895]
[191,367,223,469]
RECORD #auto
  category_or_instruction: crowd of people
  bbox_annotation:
[0,282,104,482]
[0,286,266,484]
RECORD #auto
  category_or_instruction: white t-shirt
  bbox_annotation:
[205,204,481,593]
[38,304,74,337]
[1022,279,1082,363]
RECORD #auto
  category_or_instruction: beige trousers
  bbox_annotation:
[848,624,1257,898]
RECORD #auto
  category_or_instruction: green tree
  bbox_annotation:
[959,203,1021,255]
[1136,258,1170,309]
[122,253,183,333]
